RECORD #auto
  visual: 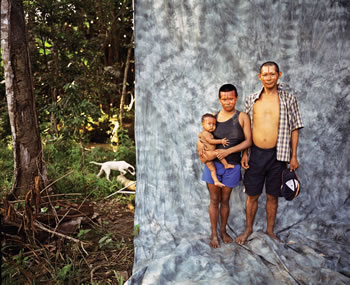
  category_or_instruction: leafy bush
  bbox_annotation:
[0,130,136,199]
[44,132,136,197]
[0,142,14,195]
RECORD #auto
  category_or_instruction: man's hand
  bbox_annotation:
[215,149,229,160]
[241,151,249,169]
[221,137,229,147]
[289,156,299,171]
[197,141,208,159]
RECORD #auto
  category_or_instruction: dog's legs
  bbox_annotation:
[97,167,104,178]
[120,169,127,175]
[104,168,111,181]
[128,167,135,176]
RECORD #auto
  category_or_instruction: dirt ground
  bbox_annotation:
[91,197,135,281]
[1,196,135,284]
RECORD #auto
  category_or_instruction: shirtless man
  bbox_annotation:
[235,62,304,245]
[198,84,252,248]
[198,113,234,188]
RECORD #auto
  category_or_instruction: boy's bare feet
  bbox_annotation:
[221,231,233,244]
[210,236,221,248]
[265,231,282,242]
[214,181,225,188]
[224,163,235,169]
[235,229,252,245]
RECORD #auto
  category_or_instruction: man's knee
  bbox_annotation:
[247,194,260,203]
[266,193,278,203]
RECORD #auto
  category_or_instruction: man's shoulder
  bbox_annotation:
[245,91,260,103]
[278,84,298,100]
[249,90,261,98]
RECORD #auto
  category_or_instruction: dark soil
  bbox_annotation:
[1,196,135,284]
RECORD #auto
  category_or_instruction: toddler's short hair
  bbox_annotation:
[201,113,216,122]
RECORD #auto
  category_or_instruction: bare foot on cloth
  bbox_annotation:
[265,231,282,243]
[221,232,233,244]
[235,229,252,245]
[224,163,235,169]
[210,236,221,248]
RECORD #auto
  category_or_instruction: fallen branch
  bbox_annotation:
[105,182,136,199]
[40,170,74,194]
[34,220,88,245]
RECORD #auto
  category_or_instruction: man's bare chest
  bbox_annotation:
[253,96,280,120]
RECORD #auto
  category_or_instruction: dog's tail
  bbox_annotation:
[90,161,103,166]
[127,165,136,176]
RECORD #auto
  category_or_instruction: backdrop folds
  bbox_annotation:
[128,1,350,284]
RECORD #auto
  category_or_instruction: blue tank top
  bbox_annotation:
[213,111,245,164]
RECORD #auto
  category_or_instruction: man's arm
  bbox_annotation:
[216,113,252,160]
[241,149,249,169]
[289,129,299,171]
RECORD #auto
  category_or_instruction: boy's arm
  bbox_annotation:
[202,132,228,146]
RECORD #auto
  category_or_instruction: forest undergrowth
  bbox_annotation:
[1,137,136,284]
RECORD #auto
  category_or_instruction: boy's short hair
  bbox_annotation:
[218,84,238,98]
[201,113,216,122]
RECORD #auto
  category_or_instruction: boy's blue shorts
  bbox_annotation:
[201,161,241,188]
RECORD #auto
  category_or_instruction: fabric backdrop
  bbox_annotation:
[127,0,350,284]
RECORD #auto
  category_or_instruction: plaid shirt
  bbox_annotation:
[244,84,304,162]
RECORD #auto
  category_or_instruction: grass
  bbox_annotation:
[0,134,136,199]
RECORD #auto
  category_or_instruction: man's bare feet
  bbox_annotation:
[224,163,235,169]
[265,231,282,242]
[235,229,252,245]
[221,232,233,244]
[214,181,225,188]
[210,236,221,248]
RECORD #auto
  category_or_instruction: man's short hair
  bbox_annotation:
[259,61,280,74]
[218,84,238,99]
[201,113,216,122]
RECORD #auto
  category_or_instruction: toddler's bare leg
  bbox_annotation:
[199,151,219,164]
[206,161,225,188]
[219,158,235,169]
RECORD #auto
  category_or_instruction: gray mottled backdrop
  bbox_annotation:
[128,1,350,284]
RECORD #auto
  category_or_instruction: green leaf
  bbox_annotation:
[58,264,72,280]
[41,207,48,213]
[77,229,91,238]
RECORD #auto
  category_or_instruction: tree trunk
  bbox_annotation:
[119,31,134,128]
[1,0,50,198]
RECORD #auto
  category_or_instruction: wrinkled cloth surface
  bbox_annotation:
[127,0,350,284]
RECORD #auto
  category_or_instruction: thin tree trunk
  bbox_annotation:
[1,0,50,199]
[119,31,134,128]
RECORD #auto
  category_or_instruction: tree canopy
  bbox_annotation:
[0,0,134,144]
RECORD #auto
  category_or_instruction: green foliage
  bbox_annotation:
[1,250,29,284]
[133,224,140,237]
[57,263,73,282]
[0,142,14,194]
[77,228,91,238]
[0,50,10,142]
[0,131,136,198]
[43,135,135,197]
[21,0,134,142]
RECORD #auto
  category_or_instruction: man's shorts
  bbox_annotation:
[202,161,241,188]
[243,145,287,197]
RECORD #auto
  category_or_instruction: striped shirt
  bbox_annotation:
[244,84,304,162]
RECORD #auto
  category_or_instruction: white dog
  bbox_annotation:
[90,161,135,181]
